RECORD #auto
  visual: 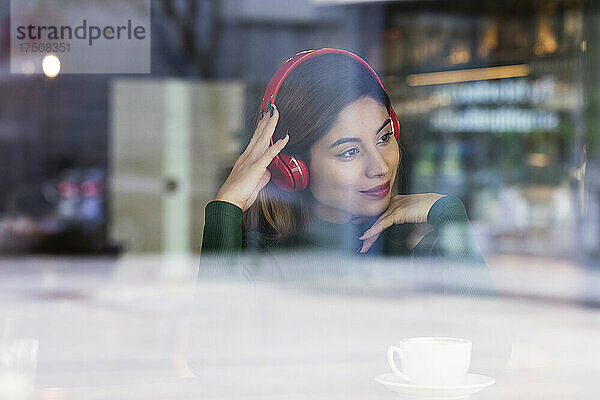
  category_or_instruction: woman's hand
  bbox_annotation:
[357,193,447,253]
[214,102,289,211]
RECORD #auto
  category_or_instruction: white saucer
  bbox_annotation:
[375,373,495,400]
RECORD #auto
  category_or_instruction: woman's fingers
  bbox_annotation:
[260,133,289,167]
[213,101,284,212]
[358,196,403,240]
[245,102,280,160]
[358,213,386,240]
[244,116,267,153]
[357,194,443,249]
[243,135,283,209]
[256,103,279,147]
[358,213,387,240]
[359,215,396,241]
[359,232,381,253]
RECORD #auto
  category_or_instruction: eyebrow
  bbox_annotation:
[329,117,392,150]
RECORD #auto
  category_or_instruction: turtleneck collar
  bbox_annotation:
[305,212,382,254]
[298,193,385,254]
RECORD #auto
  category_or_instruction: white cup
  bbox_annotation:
[388,337,471,386]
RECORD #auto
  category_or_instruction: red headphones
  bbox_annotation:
[261,47,401,192]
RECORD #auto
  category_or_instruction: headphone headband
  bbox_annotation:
[261,48,389,112]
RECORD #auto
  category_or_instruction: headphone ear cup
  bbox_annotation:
[293,157,310,191]
[268,154,296,191]
[275,152,310,191]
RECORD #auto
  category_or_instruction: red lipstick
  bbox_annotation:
[360,180,390,199]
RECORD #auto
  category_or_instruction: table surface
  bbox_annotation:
[0,253,599,400]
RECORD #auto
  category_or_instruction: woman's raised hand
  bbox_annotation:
[357,193,447,253]
[213,102,289,212]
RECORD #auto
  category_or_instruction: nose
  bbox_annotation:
[365,148,390,179]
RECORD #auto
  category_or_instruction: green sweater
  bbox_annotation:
[202,195,485,262]
[200,195,494,295]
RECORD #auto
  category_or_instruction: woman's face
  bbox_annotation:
[309,96,400,224]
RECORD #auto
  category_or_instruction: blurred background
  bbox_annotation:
[0,0,597,267]
[1,1,600,399]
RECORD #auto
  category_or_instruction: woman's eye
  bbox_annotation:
[378,132,393,144]
[337,148,359,159]
[335,132,393,159]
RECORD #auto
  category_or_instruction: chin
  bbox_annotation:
[354,196,390,217]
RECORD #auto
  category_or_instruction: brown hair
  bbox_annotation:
[242,53,402,246]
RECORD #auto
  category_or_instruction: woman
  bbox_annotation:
[201,48,487,268]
